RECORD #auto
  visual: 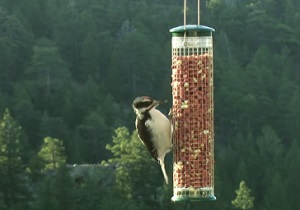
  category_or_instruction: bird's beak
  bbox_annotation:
[153,100,160,106]
[148,100,160,110]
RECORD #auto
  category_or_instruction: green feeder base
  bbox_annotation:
[171,195,216,202]
[172,187,216,202]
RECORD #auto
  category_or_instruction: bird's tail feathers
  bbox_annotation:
[160,162,169,184]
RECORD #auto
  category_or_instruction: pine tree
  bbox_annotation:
[232,181,254,210]
[53,166,76,210]
[0,109,29,209]
[79,32,100,82]
[263,172,290,210]
[32,162,75,210]
[285,139,300,210]
[39,111,69,144]
[0,13,33,95]
[103,127,163,209]
[78,11,99,82]
[107,28,164,103]
[12,85,42,149]
[74,109,111,163]
[25,38,71,113]
[38,136,66,172]
[33,176,58,210]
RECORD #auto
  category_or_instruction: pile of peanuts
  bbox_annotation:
[171,54,214,189]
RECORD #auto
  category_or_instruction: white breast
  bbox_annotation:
[146,108,172,158]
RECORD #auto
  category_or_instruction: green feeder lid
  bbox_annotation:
[170,25,215,37]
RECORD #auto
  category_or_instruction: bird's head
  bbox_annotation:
[132,96,160,117]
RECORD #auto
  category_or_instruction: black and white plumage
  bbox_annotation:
[132,96,172,184]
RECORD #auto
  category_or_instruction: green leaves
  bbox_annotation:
[104,127,163,208]
[0,0,300,210]
[107,28,163,103]
[0,109,22,168]
[33,166,76,210]
[26,38,71,90]
[232,181,254,210]
[0,109,29,209]
[0,13,33,94]
[38,137,66,171]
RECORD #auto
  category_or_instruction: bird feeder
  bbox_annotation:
[170,0,216,202]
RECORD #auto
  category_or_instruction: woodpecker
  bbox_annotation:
[132,96,172,184]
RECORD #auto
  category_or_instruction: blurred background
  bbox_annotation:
[0,0,299,210]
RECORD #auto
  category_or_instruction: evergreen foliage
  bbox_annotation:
[104,127,164,209]
[38,136,66,171]
[0,109,29,210]
[0,0,299,209]
[232,181,254,210]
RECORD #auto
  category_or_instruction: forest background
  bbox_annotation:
[0,0,300,210]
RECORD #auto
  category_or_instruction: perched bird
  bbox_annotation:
[132,96,172,184]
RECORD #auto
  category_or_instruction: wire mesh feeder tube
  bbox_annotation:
[170,25,216,202]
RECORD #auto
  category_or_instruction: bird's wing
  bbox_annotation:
[135,117,159,161]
